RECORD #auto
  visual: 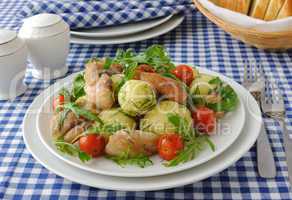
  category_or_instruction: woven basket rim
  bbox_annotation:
[193,0,292,37]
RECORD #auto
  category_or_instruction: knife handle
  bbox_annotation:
[257,122,277,178]
[279,120,292,185]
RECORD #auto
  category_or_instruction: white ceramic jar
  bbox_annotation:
[0,29,27,100]
[19,13,70,80]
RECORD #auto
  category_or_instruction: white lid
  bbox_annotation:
[19,13,69,38]
[25,13,61,28]
[0,29,25,57]
[0,29,17,45]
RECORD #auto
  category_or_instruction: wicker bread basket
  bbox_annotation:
[193,0,292,50]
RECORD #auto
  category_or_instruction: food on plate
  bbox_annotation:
[139,72,188,104]
[157,134,184,161]
[98,108,136,130]
[118,80,156,116]
[210,0,292,21]
[105,130,158,157]
[140,100,192,134]
[51,45,238,168]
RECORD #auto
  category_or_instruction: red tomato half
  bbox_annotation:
[79,135,105,157]
[53,95,65,111]
[171,64,194,85]
[192,107,216,134]
[157,134,184,161]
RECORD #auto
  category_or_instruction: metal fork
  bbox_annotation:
[243,63,276,178]
[261,81,292,184]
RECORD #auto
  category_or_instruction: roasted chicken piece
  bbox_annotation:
[85,58,122,76]
[63,122,92,143]
[139,72,188,104]
[51,111,81,140]
[85,71,115,110]
[105,130,158,157]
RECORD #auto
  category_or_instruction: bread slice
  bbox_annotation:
[264,0,285,21]
[249,0,271,19]
[217,0,237,12]
[277,0,292,19]
[235,0,252,14]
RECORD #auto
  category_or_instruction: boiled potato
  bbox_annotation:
[190,74,217,95]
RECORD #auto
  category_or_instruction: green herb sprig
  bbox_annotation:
[106,153,153,168]
[55,139,91,163]
[165,114,215,167]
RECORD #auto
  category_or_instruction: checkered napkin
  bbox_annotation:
[19,0,193,29]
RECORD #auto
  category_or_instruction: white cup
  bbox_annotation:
[19,13,70,80]
[0,29,27,100]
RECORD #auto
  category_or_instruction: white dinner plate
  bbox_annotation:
[70,14,184,45]
[70,15,173,38]
[22,68,261,191]
[36,67,245,178]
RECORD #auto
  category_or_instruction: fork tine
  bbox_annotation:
[244,63,247,82]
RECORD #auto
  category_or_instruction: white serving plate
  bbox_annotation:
[70,14,184,45]
[22,68,261,191]
[70,15,173,38]
[36,67,245,177]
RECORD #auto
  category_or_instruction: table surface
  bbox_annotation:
[1,0,292,199]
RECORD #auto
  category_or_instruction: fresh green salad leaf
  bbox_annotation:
[55,139,91,162]
[72,73,86,100]
[103,57,113,69]
[166,114,215,167]
[167,113,194,140]
[63,102,102,123]
[164,135,215,167]
[207,85,238,112]
[106,153,153,168]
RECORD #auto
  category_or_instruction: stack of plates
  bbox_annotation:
[70,14,185,45]
[23,66,262,191]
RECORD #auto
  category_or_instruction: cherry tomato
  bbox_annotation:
[79,135,105,157]
[157,134,184,161]
[171,64,194,85]
[53,95,65,111]
[192,107,216,134]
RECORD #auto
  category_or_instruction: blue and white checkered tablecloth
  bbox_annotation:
[1,0,292,199]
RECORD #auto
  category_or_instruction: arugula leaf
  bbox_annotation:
[102,123,125,134]
[167,113,194,140]
[106,153,153,168]
[209,77,223,85]
[164,135,215,167]
[63,102,102,123]
[55,140,91,163]
[103,57,113,69]
[207,85,238,112]
[72,73,86,100]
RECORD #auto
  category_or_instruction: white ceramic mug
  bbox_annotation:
[19,14,70,80]
[0,29,27,100]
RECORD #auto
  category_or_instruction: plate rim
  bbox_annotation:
[70,14,184,45]
[22,71,261,191]
[70,15,173,38]
[35,66,246,177]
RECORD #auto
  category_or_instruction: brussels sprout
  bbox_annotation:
[190,74,216,95]
[111,74,124,94]
[140,100,192,134]
[98,108,136,130]
[118,80,156,116]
